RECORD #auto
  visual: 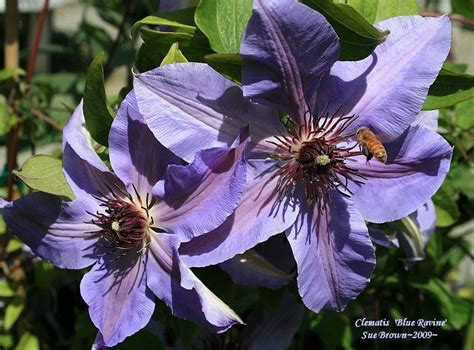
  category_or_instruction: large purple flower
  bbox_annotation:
[0,92,248,347]
[133,0,452,312]
[369,110,439,268]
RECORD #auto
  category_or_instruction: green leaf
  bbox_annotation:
[0,67,26,81]
[135,42,167,72]
[0,280,15,297]
[195,0,252,53]
[410,278,471,330]
[136,28,212,71]
[6,239,23,253]
[4,299,24,331]
[464,309,474,350]
[0,334,14,348]
[450,165,474,200]
[452,0,474,20]
[160,43,189,66]
[15,332,40,350]
[311,312,353,350]
[32,73,81,94]
[13,155,75,200]
[343,0,418,23]
[131,13,196,37]
[83,52,114,146]
[140,28,195,46]
[443,62,468,74]
[423,68,474,110]
[132,7,197,37]
[0,102,17,136]
[449,219,474,239]
[303,0,388,61]
[433,182,460,227]
[455,98,474,129]
[204,53,242,82]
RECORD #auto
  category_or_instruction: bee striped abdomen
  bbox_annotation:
[356,127,387,164]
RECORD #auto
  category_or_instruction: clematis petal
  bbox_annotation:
[241,0,339,124]
[81,255,155,347]
[151,129,249,241]
[317,15,450,141]
[62,101,109,172]
[180,160,301,267]
[368,227,398,248]
[109,90,182,195]
[62,103,122,201]
[412,110,439,131]
[63,143,124,205]
[285,193,375,312]
[1,193,99,269]
[397,200,436,269]
[134,63,248,162]
[412,200,436,235]
[146,233,243,332]
[350,125,452,223]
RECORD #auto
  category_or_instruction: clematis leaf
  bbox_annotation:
[204,53,242,82]
[0,335,14,348]
[0,67,25,81]
[137,28,211,65]
[338,0,418,23]
[131,11,197,37]
[432,183,460,227]
[6,239,23,253]
[422,68,474,110]
[443,62,468,73]
[160,42,188,66]
[4,299,24,331]
[15,332,40,350]
[13,155,75,201]
[409,278,471,330]
[195,0,253,53]
[0,102,16,136]
[451,0,474,20]
[450,165,474,200]
[140,28,194,45]
[83,52,113,146]
[455,98,474,129]
[0,280,15,297]
[135,42,166,72]
[311,312,353,350]
[303,0,388,61]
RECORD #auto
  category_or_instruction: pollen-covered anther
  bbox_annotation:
[86,185,156,257]
[315,154,331,166]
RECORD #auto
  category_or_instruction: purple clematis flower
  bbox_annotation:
[369,110,439,268]
[0,91,247,347]
[369,200,436,269]
[133,0,452,312]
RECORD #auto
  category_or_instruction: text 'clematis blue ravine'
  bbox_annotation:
[0,91,247,347]
[133,0,452,313]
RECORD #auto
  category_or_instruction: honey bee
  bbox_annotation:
[356,127,387,163]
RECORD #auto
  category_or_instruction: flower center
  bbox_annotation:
[270,112,365,209]
[86,184,155,257]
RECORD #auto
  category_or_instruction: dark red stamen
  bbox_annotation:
[86,187,156,258]
[270,110,365,210]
